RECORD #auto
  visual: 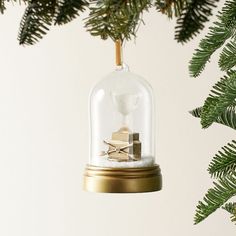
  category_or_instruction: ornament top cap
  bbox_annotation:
[115,63,129,72]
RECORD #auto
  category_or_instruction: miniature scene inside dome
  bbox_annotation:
[90,67,156,168]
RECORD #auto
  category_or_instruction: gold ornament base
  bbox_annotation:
[83,164,162,193]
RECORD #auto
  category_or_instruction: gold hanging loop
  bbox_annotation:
[115,39,122,66]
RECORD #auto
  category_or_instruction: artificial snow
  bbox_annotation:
[91,155,155,168]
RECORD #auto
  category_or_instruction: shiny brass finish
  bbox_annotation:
[83,164,162,193]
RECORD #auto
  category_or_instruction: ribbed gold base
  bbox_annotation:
[83,164,162,193]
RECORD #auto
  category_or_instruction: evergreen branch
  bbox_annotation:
[190,106,236,130]
[189,21,233,77]
[175,0,219,43]
[55,0,88,25]
[222,202,236,223]
[0,0,28,14]
[221,0,236,27]
[219,40,236,71]
[200,71,236,128]
[0,0,5,13]
[194,172,236,224]
[155,0,186,18]
[84,0,151,42]
[208,140,236,178]
[18,0,56,45]
[189,0,236,77]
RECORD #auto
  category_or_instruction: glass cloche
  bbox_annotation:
[83,65,162,193]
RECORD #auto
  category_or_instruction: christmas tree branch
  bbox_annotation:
[55,0,88,25]
[219,40,236,71]
[194,172,236,224]
[223,202,236,224]
[175,0,219,43]
[208,141,236,178]
[189,0,236,77]
[199,71,236,128]
[155,0,186,18]
[190,106,236,130]
[18,0,57,45]
[84,0,151,42]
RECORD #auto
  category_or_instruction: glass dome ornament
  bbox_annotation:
[83,41,162,193]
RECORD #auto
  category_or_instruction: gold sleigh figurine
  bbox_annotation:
[100,127,141,162]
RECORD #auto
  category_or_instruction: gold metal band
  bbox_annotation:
[83,164,162,193]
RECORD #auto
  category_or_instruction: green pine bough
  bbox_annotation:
[174,0,220,43]
[0,0,219,45]
[190,0,236,225]
[223,202,236,223]
[195,172,236,224]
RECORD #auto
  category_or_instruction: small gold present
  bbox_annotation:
[102,127,141,162]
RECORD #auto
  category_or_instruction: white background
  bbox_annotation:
[0,3,235,236]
